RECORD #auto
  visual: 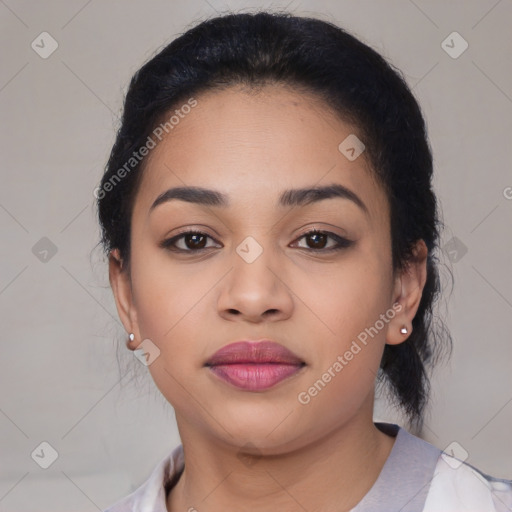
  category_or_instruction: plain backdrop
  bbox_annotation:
[1,0,511,510]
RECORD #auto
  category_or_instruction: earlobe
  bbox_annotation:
[386,239,428,346]
[108,249,140,349]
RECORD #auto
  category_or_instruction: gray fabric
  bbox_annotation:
[351,423,441,512]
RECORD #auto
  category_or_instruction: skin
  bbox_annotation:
[109,83,428,512]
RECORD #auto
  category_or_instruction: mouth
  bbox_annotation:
[205,340,306,391]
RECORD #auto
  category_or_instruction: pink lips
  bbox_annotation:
[205,340,305,391]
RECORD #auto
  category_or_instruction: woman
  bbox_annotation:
[97,11,512,511]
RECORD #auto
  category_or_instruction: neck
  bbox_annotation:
[167,413,396,512]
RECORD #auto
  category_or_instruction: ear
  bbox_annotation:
[109,248,140,351]
[386,239,428,346]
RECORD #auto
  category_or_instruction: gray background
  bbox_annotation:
[1,0,511,510]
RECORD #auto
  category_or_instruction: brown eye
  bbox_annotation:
[293,229,354,252]
[306,231,328,249]
[160,230,220,252]
[183,232,207,249]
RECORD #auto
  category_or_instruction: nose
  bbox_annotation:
[217,243,294,324]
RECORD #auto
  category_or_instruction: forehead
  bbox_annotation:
[134,84,388,224]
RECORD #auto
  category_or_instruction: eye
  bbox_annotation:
[291,229,354,252]
[160,230,221,252]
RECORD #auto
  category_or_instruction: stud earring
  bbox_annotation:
[129,333,135,342]
[400,326,408,335]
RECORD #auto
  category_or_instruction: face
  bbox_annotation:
[110,83,425,454]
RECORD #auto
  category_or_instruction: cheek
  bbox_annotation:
[129,249,210,412]
[128,247,207,383]
[299,244,393,392]
[306,248,392,341]
[131,241,210,338]
[295,275,389,426]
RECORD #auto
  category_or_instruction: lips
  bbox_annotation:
[205,340,305,391]
[206,340,304,365]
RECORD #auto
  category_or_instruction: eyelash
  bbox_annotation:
[160,228,354,254]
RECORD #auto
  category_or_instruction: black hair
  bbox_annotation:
[96,10,452,427]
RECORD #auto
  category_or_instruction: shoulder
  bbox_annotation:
[103,492,137,512]
[374,423,511,512]
[423,451,512,512]
[102,445,184,512]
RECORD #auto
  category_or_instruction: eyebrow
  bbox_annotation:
[149,183,368,215]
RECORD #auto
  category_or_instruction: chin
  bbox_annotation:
[212,404,310,451]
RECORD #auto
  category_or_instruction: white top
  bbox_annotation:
[104,423,512,512]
